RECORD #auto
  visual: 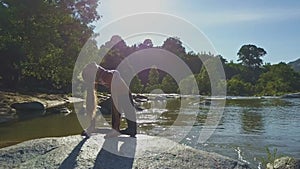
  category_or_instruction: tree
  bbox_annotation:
[227,76,254,96]
[225,62,262,84]
[237,44,267,69]
[162,37,186,57]
[196,67,211,95]
[138,39,153,50]
[181,51,203,74]
[144,67,160,92]
[161,74,178,93]
[0,0,25,88]
[256,62,300,95]
[130,75,144,93]
[196,57,226,95]
[100,35,129,69]
[179,75,199,95]
[0,0,100,90]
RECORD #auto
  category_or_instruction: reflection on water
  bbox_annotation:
[15,110,47,121]
[0,112,82,148]
[139,97,300,168]
[241,109,264,134]
[0,96,299,168]
[196,98,300,168]
[227,99,264,108]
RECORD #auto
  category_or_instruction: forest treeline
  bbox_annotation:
[0,0,100,91]
[97,35,300,96]
[1,0,300,96]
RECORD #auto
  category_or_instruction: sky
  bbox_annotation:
[95,0,300,64]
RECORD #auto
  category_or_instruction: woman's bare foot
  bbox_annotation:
[120,128,137,138]
[81,130,90,138]
[81,126,96,138]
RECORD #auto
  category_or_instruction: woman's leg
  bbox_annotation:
[111,103,121,132]
[120,93,137,137]
[81,85,97,137]
[104,98,121,138]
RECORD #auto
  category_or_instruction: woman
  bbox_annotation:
[81,62,137,138]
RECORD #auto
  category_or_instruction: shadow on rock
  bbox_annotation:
[59,137,88,169]
[93,136,136,169]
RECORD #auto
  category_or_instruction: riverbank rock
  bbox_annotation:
[0,134,249,169]
[267,156,300,169]
[133,94,149,102]
[11,101,45,110]
[281,92,300,98]
[0,90,86,123]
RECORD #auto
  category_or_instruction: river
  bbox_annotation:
[0,95,299,168]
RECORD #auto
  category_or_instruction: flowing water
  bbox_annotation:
[0,95,299,168]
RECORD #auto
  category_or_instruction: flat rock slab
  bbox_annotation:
[0,134,249,169]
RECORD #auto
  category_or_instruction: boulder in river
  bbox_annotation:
[11,101,45,110]
[267,156,300,169]
[133,94,149,102]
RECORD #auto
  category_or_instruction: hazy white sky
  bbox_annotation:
[95,0,300,64]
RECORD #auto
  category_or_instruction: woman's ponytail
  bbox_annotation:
[82,63,98,130]
[85,84,96,127]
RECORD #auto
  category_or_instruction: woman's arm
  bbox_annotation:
[96,66,130,95]
[95,66,114,88]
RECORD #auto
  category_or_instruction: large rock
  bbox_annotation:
[267,156,300,169]
[0,134,249,169]
[11,101,45,110]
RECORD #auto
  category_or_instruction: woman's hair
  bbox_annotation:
[82,63,97,127]
[82,62,97,82]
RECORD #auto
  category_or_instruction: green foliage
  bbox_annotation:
[1,7,300,99]
[162,37,186,58]
[181,51,204,74]
[130,76,144,93]
[256,62,300,96]
[0,0,100,91]
[196,66,211,95]
[225,61,300,96]
[226,62,261,84]
[196,57,227,95]
[161,74,178,93]
[144,67,160,93]
[138,39,153,49]
[179,75,199,95]
[147,67,160,86]
[237,44,267,69]
[100,35,129,69]
[259,147,280,168]
[227,76,254,96]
